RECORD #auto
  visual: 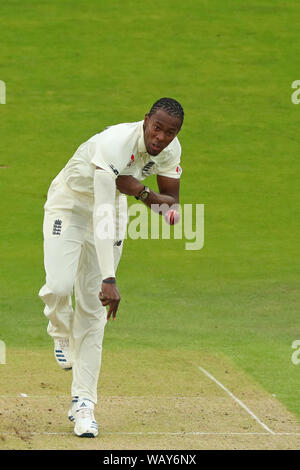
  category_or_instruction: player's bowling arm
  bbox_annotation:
[94,167,121,319]
[93,168,116,280]
[156,175,179,204]
[142,175,180,212]
[116,175,144,196]
[116,174,179,208]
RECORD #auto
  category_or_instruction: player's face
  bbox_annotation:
[143,109,182,156]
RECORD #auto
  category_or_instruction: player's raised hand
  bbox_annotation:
[99,281,121,320]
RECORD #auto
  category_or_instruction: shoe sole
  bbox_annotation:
[55,361,73,370]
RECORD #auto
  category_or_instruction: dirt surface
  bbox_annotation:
[0,348,299,450]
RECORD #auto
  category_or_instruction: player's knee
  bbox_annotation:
[48,278,73,297]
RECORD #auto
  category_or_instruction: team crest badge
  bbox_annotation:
[52,219,62,235]
[176,165,182,176]
[127,154,135,167]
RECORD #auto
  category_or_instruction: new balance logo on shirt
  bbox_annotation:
[109,163,119,176]
[142,161,155,176]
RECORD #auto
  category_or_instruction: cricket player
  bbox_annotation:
[39,97,184,437]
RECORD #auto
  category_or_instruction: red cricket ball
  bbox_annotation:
[164,209,180,225]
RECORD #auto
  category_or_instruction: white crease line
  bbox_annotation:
[198,366,275,435]
[1,431,300,437]
[91,431,300,436]
[1,393,298,436]
[0,395,206,399]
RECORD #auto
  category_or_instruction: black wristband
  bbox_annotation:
[102,278,116,284]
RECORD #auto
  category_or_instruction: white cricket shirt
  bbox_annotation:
[61,120,182,195]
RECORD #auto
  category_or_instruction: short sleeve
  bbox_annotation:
[157,138,182,179]
[158,163,183,179]
[90,125,133,179]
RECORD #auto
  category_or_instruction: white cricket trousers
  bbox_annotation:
[38,172,127,404]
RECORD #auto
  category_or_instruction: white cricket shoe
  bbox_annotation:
[53,337,73,370]
[69,398,98,438]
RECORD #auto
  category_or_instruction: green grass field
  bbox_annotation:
[1,0,300,449]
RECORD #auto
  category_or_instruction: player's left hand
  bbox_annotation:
[99,282,121,320]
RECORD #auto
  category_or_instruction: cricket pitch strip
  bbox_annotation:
[0,349,299,450]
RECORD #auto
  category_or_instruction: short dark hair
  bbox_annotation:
[148,97,184,125]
